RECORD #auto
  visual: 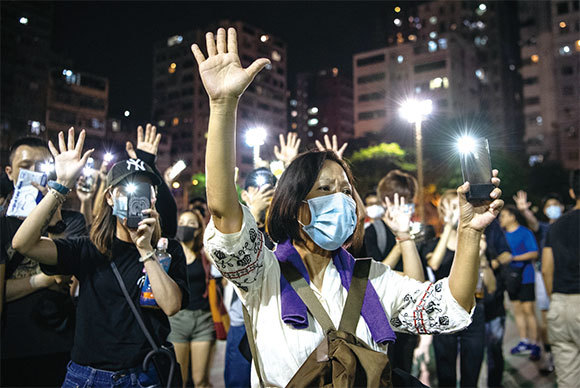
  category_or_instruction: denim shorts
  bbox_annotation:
[62,360,160,388]
[167,309,215,343]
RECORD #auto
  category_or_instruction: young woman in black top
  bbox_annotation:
[12,128,188,387]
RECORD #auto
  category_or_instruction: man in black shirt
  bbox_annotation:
[542,169,580,387]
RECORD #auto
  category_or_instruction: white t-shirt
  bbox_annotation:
[205,205,473,387]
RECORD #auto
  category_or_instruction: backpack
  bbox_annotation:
[244,259,393,388]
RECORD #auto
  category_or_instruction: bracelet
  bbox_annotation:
[139,251,156,263]
[48,188,67,205]
[29,275,37,289]
[396,234,412,243]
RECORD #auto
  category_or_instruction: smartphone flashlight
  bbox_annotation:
[458,136,494,203]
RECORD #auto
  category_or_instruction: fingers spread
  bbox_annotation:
[216,28,226,54]
[48,140,59,157]
[324,134,332,149]
[227,28,238,55]
[58,131,66,153]
[315,140,324,151]
[279,133,286,148]
[191,44,206,64]
[246,58,271,79]
[67,127,75,150]
[137,126,144,144]
[75,129,86,155]
[153,133,161,149]
[338,142,348,155]
[206,32,217,56]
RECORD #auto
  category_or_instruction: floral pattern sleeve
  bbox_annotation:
[203,205,266,296]
[370,262,474,335]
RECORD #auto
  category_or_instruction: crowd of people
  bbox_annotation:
[0,27,578,388]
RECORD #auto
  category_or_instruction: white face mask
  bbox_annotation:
[366,205,385,219]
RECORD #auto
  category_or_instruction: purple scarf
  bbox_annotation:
[275,239,396,344]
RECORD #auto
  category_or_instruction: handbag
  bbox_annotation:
[110,262,182,388]
[502,264,523,297]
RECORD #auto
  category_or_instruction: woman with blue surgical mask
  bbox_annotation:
[11,128,189,387]
[194,27,504,387]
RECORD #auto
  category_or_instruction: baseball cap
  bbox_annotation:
[106,159,162,188]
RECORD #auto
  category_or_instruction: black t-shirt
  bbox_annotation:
[363,220,397,264]
[545,209,580,294]
[482,220,511,321]
[43,236,189,370]
[186,258,209,311]
[1,210,87,358]
[420,238,455,281]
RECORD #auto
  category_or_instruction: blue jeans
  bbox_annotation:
[485,316,506,388]
[224,325,251,388]
[62,360,160,388]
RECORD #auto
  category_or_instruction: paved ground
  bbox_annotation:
[208,297,558,387]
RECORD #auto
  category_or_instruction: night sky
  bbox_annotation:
[51,1,417,123]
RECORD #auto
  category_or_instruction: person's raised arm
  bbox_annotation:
[513,190,539,232]
[427,199,457,271]
[382,193,424,281]
[449,170,503,312]
[12,128,94,265]
[191,28,269,234]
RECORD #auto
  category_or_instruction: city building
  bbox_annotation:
[519,0,580,169]
[152,20,287,185]
[45,68,109,151]
[0,1,53,163]
[290,68,353,147]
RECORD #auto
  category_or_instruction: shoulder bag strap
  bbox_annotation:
[338,258,372,335]
[110,261,159,351]
[242,304,265,388]
[278,261,336,333]
[372,220,388,254]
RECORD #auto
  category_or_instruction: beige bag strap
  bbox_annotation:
[338,258,372,334]
[279,261,336,333]
[242,305,265,388]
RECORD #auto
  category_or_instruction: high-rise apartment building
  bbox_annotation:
[0,2,53,163]
[519,0,580,169]
[290,68,353,147]
[152,21,287,182]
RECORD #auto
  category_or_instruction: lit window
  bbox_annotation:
[124,110,130,117]
[112,121,120,131]
[308,107,319,115]
[476,3,487,16]
[397,32,404,43]
[168,63,177,74]
[429,31,437,39]
[559,45,571,55]
[172,181,180,189]
[332,67,339,76]
[430,77,443,89]
[19,17,28,25]
[291,110,298,117]
[290,99,298,107]
[291,123,297,129]
[307,131,314,137]
[559,21,567,28]
[272,50,281,61]
[172,117,179,126]
[428,41,438,52]
[438,38,448,49]
[415,86,422,94]
[531,54,539,63]
[408,34,417,41]
[576,40,580,51]
[475,68,486,82]
[536,116,543,125]
[321,127,329,133]
[28,120,41,134]
[394,6,401,13]
[450,23,457,31]
[158,120,166,127]
[476,21,485,29]
[260,35,269,42]
[429,16,437,25]
[307,118,319,126]
[167,35,183,47]
[394,18,402,27]
[528,155,544,166]
[265,63,272,70]
[397,55,404,64]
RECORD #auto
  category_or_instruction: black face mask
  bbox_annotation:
[176,226,197,242]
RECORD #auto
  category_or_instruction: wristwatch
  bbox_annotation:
[47,220,67,235]
[47,180,71,195]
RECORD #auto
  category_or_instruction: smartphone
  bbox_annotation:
[77,158,95,193]
[127,183,152,229]
[459,137,494,203]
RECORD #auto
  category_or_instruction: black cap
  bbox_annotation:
[106,159,162,188]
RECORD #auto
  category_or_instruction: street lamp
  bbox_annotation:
[399,98,433,223]
[245,127,267,168]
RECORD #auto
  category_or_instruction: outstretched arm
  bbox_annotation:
[449,170,503,311]
[513,190,539,232]
[191,28,269,234]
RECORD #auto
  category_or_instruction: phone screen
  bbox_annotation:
[127,183,152,228]
[459,138,494,202]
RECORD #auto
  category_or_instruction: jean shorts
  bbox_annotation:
[167,309,216,343]
[62,360,160,388]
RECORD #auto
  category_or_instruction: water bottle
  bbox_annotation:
[140,238,172,308]
[475,268,485,299]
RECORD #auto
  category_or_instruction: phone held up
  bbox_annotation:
[459,137,494,204]
[127,183,152,229]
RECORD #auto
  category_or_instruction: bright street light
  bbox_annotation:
[399,99,433,123]
[124,110,130,117]
[245,127,267,168]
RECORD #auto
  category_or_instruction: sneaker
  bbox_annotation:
[539,352,555,375]
[510,340,531,355]
[529,344,542,361]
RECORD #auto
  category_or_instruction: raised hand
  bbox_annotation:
[274,132,301,167]
[383,193,412,237]
[126,123,161,158]
[441,198,459,228]
[458,169,503,232]
[48,127,94,189]
[245,185,275,215]
[315,134,348,159]
[191,28,270,101]
[513,190,531,212]
[127,208,159,251]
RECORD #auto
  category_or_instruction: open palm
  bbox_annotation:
[48,127,94,188]
[192,28,270,100]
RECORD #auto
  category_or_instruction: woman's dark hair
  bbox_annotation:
[502,204,527,227]
[266,150,365,250]
[179,209,205,253]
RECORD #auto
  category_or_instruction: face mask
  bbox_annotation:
[112,195,128,220]
[545,205,562,220]
[402,203,415,215]
[176,226,197,242]
[300,192,357,251]
[366,205,385,219]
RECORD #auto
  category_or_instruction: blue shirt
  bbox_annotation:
[505,225,538,284]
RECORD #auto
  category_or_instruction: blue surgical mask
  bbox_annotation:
[545,205,562,220]
[300,192,357,251]
[366,205,385,219]
[112,195,128,220]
